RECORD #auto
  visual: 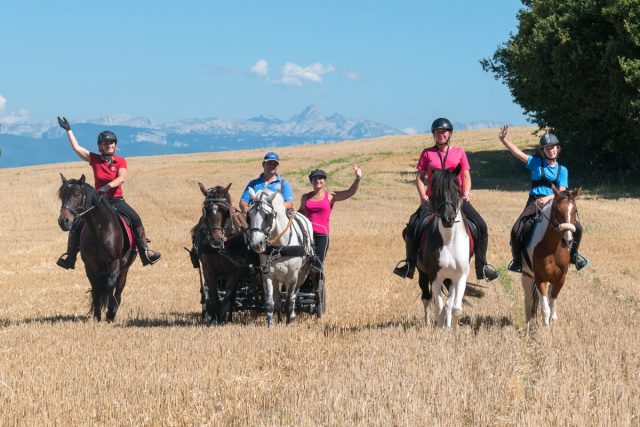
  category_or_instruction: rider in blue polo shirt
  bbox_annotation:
[240,151,294,214]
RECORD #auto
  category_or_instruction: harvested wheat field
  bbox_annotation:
[1,127,638,426]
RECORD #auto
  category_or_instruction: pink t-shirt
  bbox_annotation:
[416,146,470,196]
[303,191,332,235]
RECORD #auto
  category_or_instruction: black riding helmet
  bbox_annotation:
[97,131,117,145]
[539,133,560,148]
[431,118,454,134]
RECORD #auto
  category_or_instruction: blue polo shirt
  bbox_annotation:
[240,173,294,204]
[526,156,569,197]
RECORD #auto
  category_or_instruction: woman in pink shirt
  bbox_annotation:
[393,118,498,282]
[298,164,362,290]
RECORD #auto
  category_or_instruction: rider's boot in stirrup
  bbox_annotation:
[57,227,80,269]
[134,226,161,266]
[570,249,589,271]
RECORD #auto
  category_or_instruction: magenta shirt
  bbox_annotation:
[416,146,470,196]
[303,191,332,235]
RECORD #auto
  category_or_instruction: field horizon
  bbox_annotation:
[1,127,638,425]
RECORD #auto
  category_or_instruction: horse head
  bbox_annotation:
[198,182,233,249]
[551,185,580,249]
[57,173,96,231]
[247,189,281,253]
[430,164,462,228]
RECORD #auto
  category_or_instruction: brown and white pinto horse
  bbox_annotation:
[521,186,581,332]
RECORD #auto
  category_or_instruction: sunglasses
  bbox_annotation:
[434,129,450,135]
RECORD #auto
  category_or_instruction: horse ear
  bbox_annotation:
[79,174,86,185]
[572,187,582,198]
[248,187,256,198]
[198,182,208,196]
[223,183,232,195]
[453,163,462,175]
[60,173,67,183]
[267,191,278,203]
[551,183,560,196]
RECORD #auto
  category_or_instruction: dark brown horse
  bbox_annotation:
[57,174,136,321]
[521,186,581,332]
[191,183,260,324]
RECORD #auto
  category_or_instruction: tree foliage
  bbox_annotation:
[482,0,640,182]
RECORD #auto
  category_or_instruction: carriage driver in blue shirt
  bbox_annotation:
[240,151,294,214]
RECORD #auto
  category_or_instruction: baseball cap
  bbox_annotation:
[263,151,280,163]
[308,169,327,181]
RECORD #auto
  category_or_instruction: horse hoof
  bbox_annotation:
[452,307,463,317]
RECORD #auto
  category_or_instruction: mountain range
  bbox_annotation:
[0,105,503,168]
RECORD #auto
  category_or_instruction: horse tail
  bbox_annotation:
[88,278,112,317]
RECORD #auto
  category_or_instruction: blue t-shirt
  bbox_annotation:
[240,174,294,204]
[525,156,569,196]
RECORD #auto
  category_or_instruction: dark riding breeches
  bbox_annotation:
[313,232,330,269]
[461,201,491,270]
[108,198,143,229]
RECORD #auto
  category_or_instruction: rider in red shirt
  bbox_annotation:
[56,117,161,269]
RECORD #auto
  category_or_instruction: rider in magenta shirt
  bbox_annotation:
[416,146,470,197]
[394,117,498,282]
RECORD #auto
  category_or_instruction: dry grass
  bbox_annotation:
[0,127,638,426]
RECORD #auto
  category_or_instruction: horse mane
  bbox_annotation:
[430,168,460,201]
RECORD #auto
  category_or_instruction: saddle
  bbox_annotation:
[514,213,542,251]
[79,213,136,263]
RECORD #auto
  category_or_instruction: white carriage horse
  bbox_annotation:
[247,189,315,326]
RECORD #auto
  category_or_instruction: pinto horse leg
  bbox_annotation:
[536,281,551,326]
[418,271,432,325]
[451,274,468,328]
[521,274,535,333]
[432,277,446,328]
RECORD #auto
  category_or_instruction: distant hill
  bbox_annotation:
[0,106,403,168]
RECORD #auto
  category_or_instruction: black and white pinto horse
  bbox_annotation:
[416,165,475,328]
[247,189,314,326]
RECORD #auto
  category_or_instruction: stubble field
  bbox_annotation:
[0,127,638,426]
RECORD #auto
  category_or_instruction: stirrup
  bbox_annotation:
[572,252,589,271]
[56,253,76,270]
[140,249,161,266]
[507,258,522,273]
[482,264,499,282]
[393,261,414,279]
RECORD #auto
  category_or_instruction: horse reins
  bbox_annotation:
[62,183,96,217]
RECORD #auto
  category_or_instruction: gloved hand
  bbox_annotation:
[57,116,71,131]
[98,184,112,196]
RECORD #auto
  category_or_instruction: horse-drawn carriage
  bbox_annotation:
[190,183,325,325]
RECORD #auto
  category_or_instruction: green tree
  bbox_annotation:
[481,0,640,182]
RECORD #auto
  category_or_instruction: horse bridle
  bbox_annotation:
[248,197,276,239]
[61,182,95,217]
[202,196,243,248]
[537,199,577,233]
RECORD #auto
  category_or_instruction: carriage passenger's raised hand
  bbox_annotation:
[353,163,363,180]
[57,116,71,131]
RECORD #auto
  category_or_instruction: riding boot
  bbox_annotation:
[569,221,588,270]
[57,226,80,269]
[474,235,498,282]
[570,248,589,271]
[508,239,523,273]
[134,226,161,266]
[393,227,416,279]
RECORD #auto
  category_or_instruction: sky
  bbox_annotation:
[0,0,528,133]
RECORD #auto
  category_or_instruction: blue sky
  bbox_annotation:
[0,0,527,133]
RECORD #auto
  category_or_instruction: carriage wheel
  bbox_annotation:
[315,275,326,317]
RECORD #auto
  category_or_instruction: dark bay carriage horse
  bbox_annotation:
[190,183,260,324]
[520,186,581,332]
[57,174,136,321]
[414,165,484,328]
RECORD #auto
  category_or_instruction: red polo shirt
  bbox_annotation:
[89,152,127,199]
